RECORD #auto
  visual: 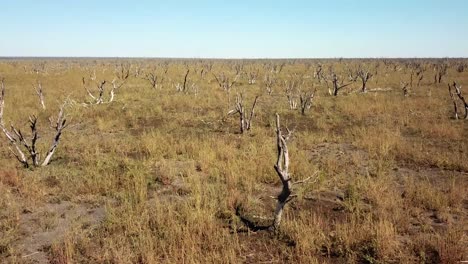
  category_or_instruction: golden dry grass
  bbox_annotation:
[0,58,467,263]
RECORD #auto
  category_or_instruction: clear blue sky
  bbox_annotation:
[1,0,467,58]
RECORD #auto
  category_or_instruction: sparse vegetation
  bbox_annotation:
[0,58,467,263]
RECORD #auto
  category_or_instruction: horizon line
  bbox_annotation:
[1,56,467,61]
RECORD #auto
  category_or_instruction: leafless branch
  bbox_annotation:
[264,74,276,95]
[328,72,355,96]
[299,87,316,115]
[228,93,259,134]
[33,81,46,110]
[449,82,468,120]
[42,102,68,166]
[213,72,239,93]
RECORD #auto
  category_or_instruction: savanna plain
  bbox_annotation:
[0,58,467,263]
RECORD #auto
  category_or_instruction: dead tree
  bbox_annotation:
[328,73,355,96]
[176,82,199,95]
[247,69,259,84]
[448,82,468,119]
[86,68,97,81]
[299,88,316,115]
[191,83,200,96]
[228,93,259,134]
[13,116,41,166]
[264,74,276,95]
[134,65,142,78]
[400,81,410,97]
[213,72,239,93]
[0,78,28,167]
[0,78,5,124]
[272,113,293,230]
[82,67,129,105]
[314,65,324,82]
[448,83,460,120]
[182,68,190,91]
[109,79,123,103]
[434,63,448,84]
[285,80,299,110]
[115,63,131,81]
[143,71,162,89]
[415,66,425,87]
[175,69,190,93]
[143,66,165,89]
[41,104,68,166]
[199,68,208,80]
[203,62,214,74]
[109,66,131,102]
[233,63,244,76]
[355,68,374,93]
[1,127,29,168]
[271,114,316,230]
[270,63,285,74]
[83,78,107,104]
[33,81,46,110]
[0,80,67,167]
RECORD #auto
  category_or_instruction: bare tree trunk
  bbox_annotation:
[285,80,299,109]
[299,88,316,115]
[34,81,46,110]
[245,96,259,131]
[272,113,292,230]
[417,74,423,87]
[228,94,259,134]
[247,69,259,84]
[330,73,354,96]
[434,64,448,84]
[264,74,276,95]
[270,114,318,230]
[182,69,190,92]
[448,83,459,120]
[451,82,468,119]
[83,78,106,105]
[96,81,105,104]
[143,72,159,89]
[0,78,4,125]
[353,68,374,93]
